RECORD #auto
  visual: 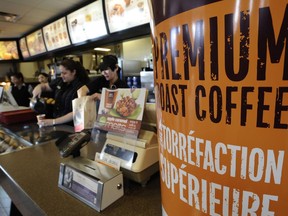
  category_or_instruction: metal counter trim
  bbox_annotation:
[0,165,46,216]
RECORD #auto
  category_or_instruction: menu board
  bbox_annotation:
[105,0,150,33]
[0,41,19,60]
[42,17,71,51]
[26,29,47,56]
[19,37,30,59]
[67,1,107,44]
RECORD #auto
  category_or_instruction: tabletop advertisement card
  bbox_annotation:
[95,88,147,137]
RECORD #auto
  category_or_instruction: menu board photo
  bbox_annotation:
[19,37,30,59]
[43,17,71,51]
[0,41,19,60]
[105,0,150,33]
[67,0,107,44]
[26,29,47,56]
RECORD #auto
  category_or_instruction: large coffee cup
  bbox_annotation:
[148,0,288,215]
[104,89,118,109]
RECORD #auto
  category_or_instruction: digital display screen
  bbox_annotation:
[105,0,150,33]
[67,0,107,44]
[0,41,19,60]
[42,17,71,51]
[104,143,137,162]
[26,29,47,56]
[19,37,30,58]
[0,86,3,102]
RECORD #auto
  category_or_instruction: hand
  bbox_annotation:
[32,84,42,98]
[91,93,101,101]
[38,119,54,127]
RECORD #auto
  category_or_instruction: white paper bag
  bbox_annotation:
[72,96,97,132]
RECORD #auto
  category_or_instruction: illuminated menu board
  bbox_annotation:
[43,17,71,51]
[26,30,47,56]
[105,0,150,33]
[19,37,30,59]
[67,1,107,44]
[0,41,19,60]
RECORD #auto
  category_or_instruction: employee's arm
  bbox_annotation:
[53,112,73,125]
[78,85,101,101]
[39,112,73,127]
[32,83,52,98]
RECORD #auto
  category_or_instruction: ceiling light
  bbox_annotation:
[94,47,111,52]
[0,11,19,23]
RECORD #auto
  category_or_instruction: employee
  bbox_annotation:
[37,72,54,100]
[37,72,50,84]
[77,55,128,99]
[8,72,33,107]
[32,59,90,127]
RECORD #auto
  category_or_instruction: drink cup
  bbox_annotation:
[104,89,118,109]
[36,114,46,128]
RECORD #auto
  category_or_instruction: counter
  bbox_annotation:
[1,122,75,146]
[0,123,162,215]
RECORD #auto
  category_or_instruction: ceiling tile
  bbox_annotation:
[0,0,85,38]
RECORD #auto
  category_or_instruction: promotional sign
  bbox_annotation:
[149,0,288,215]
[96,88,147,136]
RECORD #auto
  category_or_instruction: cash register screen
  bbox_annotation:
[0,86,3,102]
[3,90,18,106]
[104,143,137,162]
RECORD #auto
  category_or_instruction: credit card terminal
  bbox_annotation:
[56,132,91,157]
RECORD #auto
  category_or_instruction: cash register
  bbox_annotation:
[72,88,159,186]
[0,87,36,124]
[98,103,158,186]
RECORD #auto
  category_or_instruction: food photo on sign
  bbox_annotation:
[95,88,147,136]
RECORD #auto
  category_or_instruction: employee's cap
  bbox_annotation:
[98,55,118,71]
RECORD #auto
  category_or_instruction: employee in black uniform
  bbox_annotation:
[37,72,50,84]
[77,55,128,99]
[32,59,90,127]
[9,72,33,107]
[37,72,54,99]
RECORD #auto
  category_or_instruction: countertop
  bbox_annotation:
[0,123,162,215]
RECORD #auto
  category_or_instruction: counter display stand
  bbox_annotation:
[93,88,159,186]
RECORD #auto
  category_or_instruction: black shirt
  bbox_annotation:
[87,75,128,95]
[49,77,84,120]
[11,84,32,107]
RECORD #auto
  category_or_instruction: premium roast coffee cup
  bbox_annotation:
[104,89,118,109]
[148,0,288,215]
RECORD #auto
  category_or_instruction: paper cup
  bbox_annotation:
[36,114,46,128]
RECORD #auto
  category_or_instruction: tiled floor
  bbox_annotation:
[0,186,11,216]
